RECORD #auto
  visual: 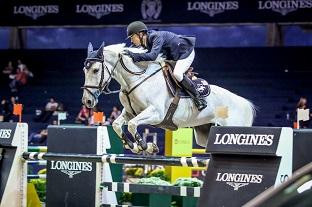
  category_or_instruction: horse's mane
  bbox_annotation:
[104,43,165,64]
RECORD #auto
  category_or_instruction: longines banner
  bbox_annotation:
[0,0,312,26]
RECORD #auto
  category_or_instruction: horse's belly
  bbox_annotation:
[172,99,214,128]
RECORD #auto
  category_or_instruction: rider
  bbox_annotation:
[124,21,207,111]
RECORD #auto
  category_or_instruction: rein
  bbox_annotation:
[82,52,162,115]
[119,53,147,75]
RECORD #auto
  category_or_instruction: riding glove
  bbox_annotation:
[123,50,138,62]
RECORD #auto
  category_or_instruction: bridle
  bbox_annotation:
[81,56,118,101]
[81,52,147,101]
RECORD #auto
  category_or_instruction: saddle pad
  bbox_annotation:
[165,76,211,98]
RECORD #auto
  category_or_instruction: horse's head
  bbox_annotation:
[81,42,162,108]
[81,42,114,108]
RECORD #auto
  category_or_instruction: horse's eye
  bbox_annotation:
[93,68,99,74]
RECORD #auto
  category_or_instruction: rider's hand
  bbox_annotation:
[122,50,135,59]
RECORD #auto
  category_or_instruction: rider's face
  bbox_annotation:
[130,34,141,46]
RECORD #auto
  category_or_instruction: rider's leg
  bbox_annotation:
[173,50,207,111]
[112,109,141,153]
[127,105,162,154]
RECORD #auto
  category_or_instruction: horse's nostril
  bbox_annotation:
[87,100,92,106]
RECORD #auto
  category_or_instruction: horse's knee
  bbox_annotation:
[112,121,122,135]
[128,120,137,134]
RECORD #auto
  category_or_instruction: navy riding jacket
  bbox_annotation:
[130,30,195,62]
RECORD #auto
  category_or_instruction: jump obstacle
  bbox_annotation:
[23,152,208,167]
[0,122,312,207]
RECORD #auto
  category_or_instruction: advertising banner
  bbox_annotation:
[0,0,311,26]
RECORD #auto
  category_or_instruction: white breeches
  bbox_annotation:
[173,49,195,82]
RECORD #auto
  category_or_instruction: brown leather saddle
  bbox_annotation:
[154,61,210,131]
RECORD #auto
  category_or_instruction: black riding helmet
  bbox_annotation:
[126,21,148,39]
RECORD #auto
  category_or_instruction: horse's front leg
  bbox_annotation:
[112,109,141,153]
[128,105,162,154]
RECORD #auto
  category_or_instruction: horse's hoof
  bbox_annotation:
[124,144,131,150]
[130,143,142,154]
[145,142,159,154]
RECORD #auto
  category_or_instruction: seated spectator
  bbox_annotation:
[28,129,48,146]
[9,60,33,92]
[34,97,58,123]
[0,97,11,122]
[9,67,27,92]
[75,105,90,125]
[296,96,311,128]
[0,96,19,122]
[106,106,121,125]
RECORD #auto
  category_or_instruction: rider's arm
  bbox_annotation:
[131,33,164,62]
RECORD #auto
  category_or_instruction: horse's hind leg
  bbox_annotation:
[128,106,162,154]
[112,109,141,153]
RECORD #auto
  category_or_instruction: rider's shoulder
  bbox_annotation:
[148,30,176,39]
[147,29,159,36]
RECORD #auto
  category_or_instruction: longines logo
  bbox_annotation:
[13,5,59,20]
[258,0,312,15]
[216,172,263,190]
[50,160,92,178]
[0,129,12,139]
[76,4,124,19]
[187,1,239,17]
[213,133,274,146]
[141,0,162,22]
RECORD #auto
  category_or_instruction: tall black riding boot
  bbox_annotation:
[180,76,207,111]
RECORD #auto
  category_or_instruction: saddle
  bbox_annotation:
[162,61,210,98]
[154,61,210,131]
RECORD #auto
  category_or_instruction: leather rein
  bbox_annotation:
[81,53,162,105]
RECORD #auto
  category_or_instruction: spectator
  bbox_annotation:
[107,106,121,125]
[9,67,27,92]
[9,60,33,92]
[296,97,311,128]
[34,97,59,123]
[28,129,48,145]
[0,97,11,122]
[75,105,90,125]
[0,96,19,122]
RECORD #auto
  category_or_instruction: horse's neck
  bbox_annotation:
[113,56,161,91]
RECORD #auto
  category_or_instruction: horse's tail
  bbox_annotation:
[244,99,257,126]
[210,85,256,126]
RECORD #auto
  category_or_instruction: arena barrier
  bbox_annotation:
[197,126,295,206]
[0,123,123,207]
[1,123,312,207]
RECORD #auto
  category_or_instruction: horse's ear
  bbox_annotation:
[88,42,93,56]
[97,42,105,60]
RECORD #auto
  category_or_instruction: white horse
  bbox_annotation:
[82,42,256,154]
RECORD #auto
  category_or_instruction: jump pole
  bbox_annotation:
[22,152,209,167]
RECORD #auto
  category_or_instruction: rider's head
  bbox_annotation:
[127,21,148,47]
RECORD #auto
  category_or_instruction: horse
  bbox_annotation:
[82,42,256,154]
